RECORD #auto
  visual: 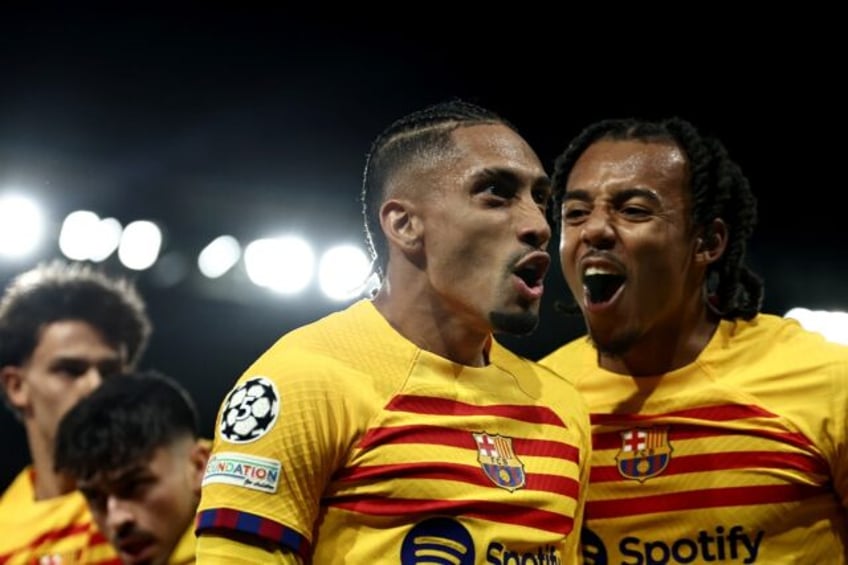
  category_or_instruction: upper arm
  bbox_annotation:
[196,532,303,565]
[196,351,361,555]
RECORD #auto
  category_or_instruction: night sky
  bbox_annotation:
[1,7,844,488]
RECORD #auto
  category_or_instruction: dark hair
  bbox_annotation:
[361,99,516,278]
[552,117,763,320]
[55,370,199,481]
[0,260,151,368]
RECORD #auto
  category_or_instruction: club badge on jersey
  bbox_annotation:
[616,426,672,482]
[472,432,526,492]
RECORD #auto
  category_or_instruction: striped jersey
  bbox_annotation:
[541,313,848,564]
[197,299,590,564]
[0,467,120,565]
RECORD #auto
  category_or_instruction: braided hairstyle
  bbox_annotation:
[552,117,763,320]
[361,99,517,279]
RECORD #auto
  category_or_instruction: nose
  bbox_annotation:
[581,206,615,249]
[518,200,552,250]
[79,366,105,394]
[105,495,135,534]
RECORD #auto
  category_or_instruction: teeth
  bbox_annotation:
[584,266,618,277]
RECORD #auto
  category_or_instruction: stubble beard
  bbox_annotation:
[588,326,641,358]
[489,310,540,336]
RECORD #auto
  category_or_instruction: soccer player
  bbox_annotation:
[541,116,848,563]
[0,260,151,564]
[196,100,591,563]
[55,370,209,565]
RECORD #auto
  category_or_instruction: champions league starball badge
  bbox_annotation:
[219,376,280,443]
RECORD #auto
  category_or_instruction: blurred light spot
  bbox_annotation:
[60,211,122,262]
[244,236,314,294]
[785,307,848,345]
[59,210,100,261]
[198,235,241,279]
[89,217,123,262]
[118,220,162,271]
[0,193,45,259]
[318,244,371,301]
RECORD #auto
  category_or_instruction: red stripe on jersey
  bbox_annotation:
[0,523,91,562]
[586,483,825,519]
[590,404,777,424]
[331,496,574,535]
[358,424,579,462]
[89,557,123,565]
[593,423,817,453]
[590,450,829,482]
[335,461,580,498]
[387,395,565,427]
[591,403,776,425]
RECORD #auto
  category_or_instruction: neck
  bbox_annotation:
[27,427,75,500]
[598,300,721,377]
[373,280,490,367]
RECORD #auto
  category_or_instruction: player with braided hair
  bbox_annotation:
[196,99,591,564]
[541,117,848,563]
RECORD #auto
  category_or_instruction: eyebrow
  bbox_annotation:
[82,465,148,492]
[564,186,661,206]
[471,167,551,191]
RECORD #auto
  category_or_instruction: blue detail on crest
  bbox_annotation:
[618,453,670,479]
[481,463,525,489]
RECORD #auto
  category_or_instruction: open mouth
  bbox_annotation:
[583,267,625,304]
[513,253,550,289]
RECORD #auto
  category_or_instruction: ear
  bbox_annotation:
[0,365,28,412]
[188,439,211,493]
[379,198,423,254]
[694,218,728,266]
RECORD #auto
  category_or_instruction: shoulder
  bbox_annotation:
[538,335,595,380]
[0,467,33,507]
[729,314,848,369]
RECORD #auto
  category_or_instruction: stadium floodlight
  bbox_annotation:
[59,210,100,261]
[244,236,314,294]
[118,220,162,271]
[318,244,371,301]
[785,307,848,345]
[59,211,123,262]
[0,193,45,259]
[198,235,242,279]
[89,217,123,262]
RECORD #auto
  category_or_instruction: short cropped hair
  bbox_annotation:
[55,370,199,481]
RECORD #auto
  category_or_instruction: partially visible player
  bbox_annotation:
[56,370,209,565]
[0,260,151,564]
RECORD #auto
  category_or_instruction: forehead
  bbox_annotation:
[32,320,119,360]
[567,139,689,195]
[449,123,544,175]
[80,444,168,490]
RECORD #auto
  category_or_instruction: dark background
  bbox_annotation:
[1,7,845,489]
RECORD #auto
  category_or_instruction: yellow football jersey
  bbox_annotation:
[0,467,119,565]
[198,300,590,564]
[542,314,848,564]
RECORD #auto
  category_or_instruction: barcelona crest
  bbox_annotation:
[472,432,526,492]
[616,426,672,482]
